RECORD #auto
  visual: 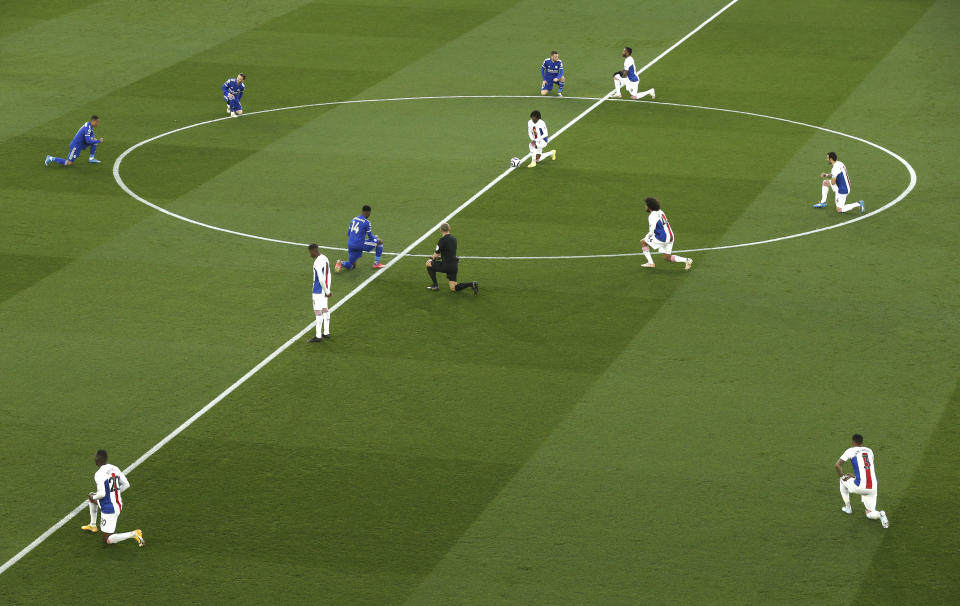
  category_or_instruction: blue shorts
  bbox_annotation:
[347,241,379,264]
[225,96,242,112]
[67,141,93,161]
[541,78,561,91]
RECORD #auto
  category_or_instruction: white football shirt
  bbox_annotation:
[831,161,851,195]
[623,56,638,81]
[528,119,548,142]
[93,464,129,515]
[646,210,674,243]
[840,446,877,490]
[312,254,330,296]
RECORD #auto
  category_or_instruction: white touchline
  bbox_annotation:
[2,0,740,576]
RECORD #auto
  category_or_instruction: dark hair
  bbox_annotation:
[238,73,246,79]
[551,50,559,56]
[91,115,99,121]
[530,110,541,120]
[852,434,863,444]
[624,47,632,55]
[362,205,371,212]
[96,449,108,459]
[644,197,660,211]
[827,151,837,161]
[307,243,319,251]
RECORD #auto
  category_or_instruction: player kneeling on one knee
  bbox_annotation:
[85,449,144,547]
[640,197,692,270]
[426,223,478,294]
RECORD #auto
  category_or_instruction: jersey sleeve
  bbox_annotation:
[83,126,98,145]
[236,85,244,100]
[314,258,331,295]
[839,447,855,462]
[364,220,374,241]
[91,470,107,499]
[117,470,131,492]
[541,60,549,79]
[222,80,231,97]
[557,60,564,77]
[645,213,657,239]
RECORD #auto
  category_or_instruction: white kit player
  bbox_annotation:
[527,110,557,168]
[814,151,864,213]
[613,47,655,100]
[640,197,692,270]
[834,433,889,528]
[83,449,144,546]
[308,243,332,343]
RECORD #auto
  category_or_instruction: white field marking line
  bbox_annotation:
[115,93,915,260]
[114,0,740,255]
[112,95,595,253]
[1,1,738,578]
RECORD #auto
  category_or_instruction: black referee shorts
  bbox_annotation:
[431,259,458,282]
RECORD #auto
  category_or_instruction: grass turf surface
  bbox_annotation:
[1,0,959,603]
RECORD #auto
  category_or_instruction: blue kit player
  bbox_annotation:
[335,205,385,272]
[222,73,246,117]
[540,51,565,96]
[45,115,103,167]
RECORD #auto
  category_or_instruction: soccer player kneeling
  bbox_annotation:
[640,197,692,270]
[83,449,144,547]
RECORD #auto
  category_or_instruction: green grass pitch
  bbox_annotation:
[1,0,959,603]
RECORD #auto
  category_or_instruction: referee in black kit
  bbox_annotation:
[426,222,478,294]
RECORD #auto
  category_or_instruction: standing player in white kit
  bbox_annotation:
[308,243,332,343]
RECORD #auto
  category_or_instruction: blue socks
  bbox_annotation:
[53,157,66,165]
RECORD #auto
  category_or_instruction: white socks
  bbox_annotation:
[107,531,137,544]
[638,88,655,99]
[613,75,623,94]
[865,510,881,520]
[821,184,829,203]
[668,255,690,264]
[315,312,331,337]
[642,250,654,264]
[839,202,860,213]
[88,502,98,525]
[839,480,851,506]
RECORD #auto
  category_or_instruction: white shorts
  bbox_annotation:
[99,512,119,534]
[615,74,640,96]
[841,477,877,510]
[644,233,674,254]
[834,193,848,207]
[529,139,547,154]
[312,294,328,313]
